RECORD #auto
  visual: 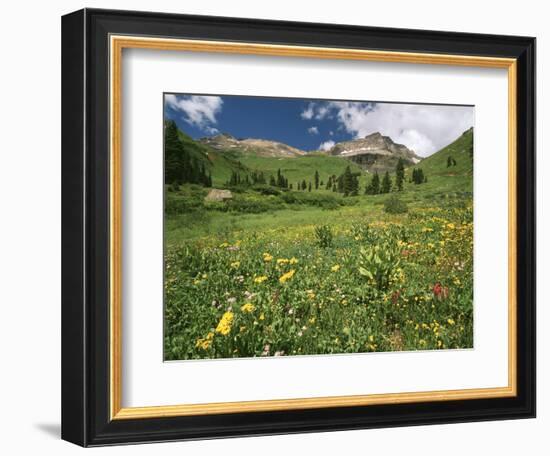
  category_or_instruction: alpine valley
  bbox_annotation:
[163,119,474,361]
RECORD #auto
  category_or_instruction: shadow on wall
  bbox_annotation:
[34,423,60,439]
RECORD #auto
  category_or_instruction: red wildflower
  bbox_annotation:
[433,282,449,301]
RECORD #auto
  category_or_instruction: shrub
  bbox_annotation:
[226,197,283,214]
[384,196,408,214]
[252,185,281,196]
[165,187,205,214]
[168,182,180,192]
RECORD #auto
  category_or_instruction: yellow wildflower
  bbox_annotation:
[241,302,255,313]
[263,253,273,262]
[447,318,455,325]
[369,335,374,342]
[259,313,265,321]
[230,261,240,269]
[289,257,299,265]
[447,223,456,230]
[215,311,234,336]
[276,258,289,265]
[195,332,214,350]
[279,269,295,284]
[331,264,340,272]
[254,275,268,284]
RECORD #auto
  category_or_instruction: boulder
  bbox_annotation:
[205,189,233,202]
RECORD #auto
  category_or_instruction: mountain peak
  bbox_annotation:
[199,135,306,158]
[365,132,383,139]
[213,132,235,140]
[326,133,421,172]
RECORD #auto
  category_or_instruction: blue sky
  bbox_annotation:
[164,94,474,157]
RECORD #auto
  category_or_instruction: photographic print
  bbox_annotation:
[163,94,474,360]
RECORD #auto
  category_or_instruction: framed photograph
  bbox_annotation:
[61,8,536,446]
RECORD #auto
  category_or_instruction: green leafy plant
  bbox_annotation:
[358,241,401,291]
[314,225,334,248]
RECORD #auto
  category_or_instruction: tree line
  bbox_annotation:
[165,121,212,187]
[228,159,427,195]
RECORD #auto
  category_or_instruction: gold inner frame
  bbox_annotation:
[109,35,518,420]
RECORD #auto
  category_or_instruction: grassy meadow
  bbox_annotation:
[164,127,474,360]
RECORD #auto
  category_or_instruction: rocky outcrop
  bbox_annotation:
[205,189,233,202]
[200,134,306,158]
[327,132,421,172]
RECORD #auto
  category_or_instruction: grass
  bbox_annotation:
[164,129,474,360]
[238,154,364,187]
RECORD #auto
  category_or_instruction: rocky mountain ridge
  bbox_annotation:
[200,131,423,173]
[200,133,306,158]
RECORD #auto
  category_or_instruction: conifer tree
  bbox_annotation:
[314,170,320,189]
[308,182,312,192]
[395,158,405,191]
[412,168,426,185]
[381,171,392,193]
[164,120,185,184]
[366,172,380,195]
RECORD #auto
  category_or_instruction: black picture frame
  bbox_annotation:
[62,8,536,447]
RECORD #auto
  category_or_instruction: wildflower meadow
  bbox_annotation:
[164,202,473,360]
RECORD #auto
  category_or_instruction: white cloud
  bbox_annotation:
[165,94,223,133]
[302,100,473,156]
[318,140,335,151]
[315,105,330,120]
[300,103,314,120]
[308,126,319,135]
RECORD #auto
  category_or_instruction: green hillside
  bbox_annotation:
[175,127,248,186]
[170,121,368,188]
[238,154,364,187]
[394,128,473,202]
[417,127,473,176]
